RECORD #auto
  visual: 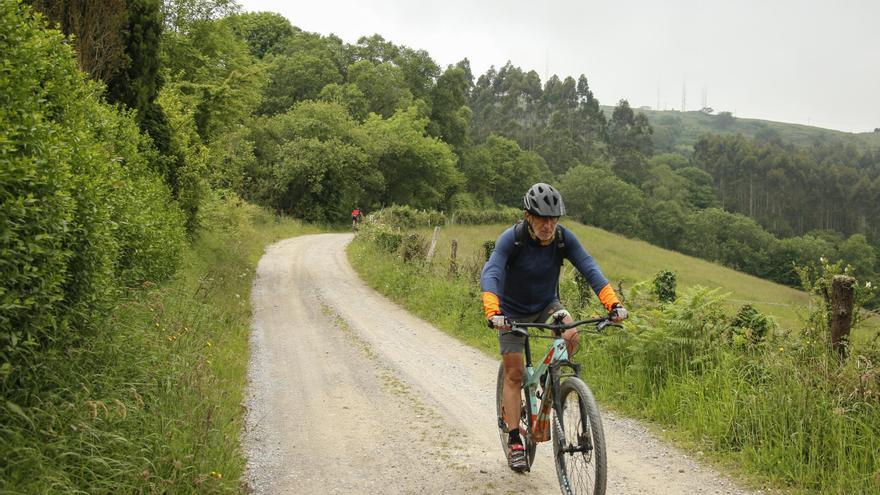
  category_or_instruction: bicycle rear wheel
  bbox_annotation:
[495,362,537,469]
[552,377,606,495]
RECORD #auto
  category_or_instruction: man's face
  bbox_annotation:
[526,212,560,242]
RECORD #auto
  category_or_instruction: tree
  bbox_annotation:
[347,60,413,118]
[162,0,238,33]
[715,111,735,129]
[558,165,645,236]
[838,234,876,280]
[357,106,461,209]
[226,11,295,58]
[607,99,653,157]
[351,33,399,63]
[675,166,718,209]
[319,83,369,121]
[162,17,266,140]
[765,235,836,285]
[247,101,383,219]
[428,65,472,152]
[394,46,439,100]
[607,99,653,184]
[271,138,372,221]
[260,51,342,115]
[643,200,686,249]
[105,0,173,169]
[680,208,775,273]
[460,135,549,206]
[30,0,128,82]
[641,164,689,203]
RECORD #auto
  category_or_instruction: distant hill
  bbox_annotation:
[601,106,880,155]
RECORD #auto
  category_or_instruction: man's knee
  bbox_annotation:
[503,357,524,384]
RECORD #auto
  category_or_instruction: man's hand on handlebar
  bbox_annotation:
[609,303,628,323]
[488,314,511,330]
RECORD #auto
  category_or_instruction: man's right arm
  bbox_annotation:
[480,228,515,320]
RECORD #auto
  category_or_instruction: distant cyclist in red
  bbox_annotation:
[351,207,362,229]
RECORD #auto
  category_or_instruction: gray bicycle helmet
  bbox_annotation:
[523,183,566,217]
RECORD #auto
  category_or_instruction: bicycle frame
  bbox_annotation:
[519,328,579,437]
[508,317,611,437]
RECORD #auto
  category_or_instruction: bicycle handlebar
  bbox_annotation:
[498,317,622,338]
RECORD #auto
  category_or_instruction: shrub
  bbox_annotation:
[0,2,185,400]
[370,205,445,228]
[359,221,403,253]
[400,233,427,263]
[482,240,496,261]
[1,2,116,363]
[653,270,677,303]
[453,207,520,225]
[730,304,776,344]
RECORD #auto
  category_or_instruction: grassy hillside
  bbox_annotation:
[418,221,880,336]
[600,105,880,155]
[353,216,880,494]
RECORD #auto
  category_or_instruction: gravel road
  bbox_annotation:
[244,233,762,495]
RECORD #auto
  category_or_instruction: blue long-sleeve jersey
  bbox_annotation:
[480,224,614,318]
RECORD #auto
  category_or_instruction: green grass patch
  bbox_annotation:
[348,220,880,494]
[1,195,322,493]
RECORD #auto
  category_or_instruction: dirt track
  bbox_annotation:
[244,233,761,494]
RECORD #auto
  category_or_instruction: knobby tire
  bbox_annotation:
[552,377,606,495]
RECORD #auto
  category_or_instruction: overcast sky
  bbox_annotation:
[238,0,879,133]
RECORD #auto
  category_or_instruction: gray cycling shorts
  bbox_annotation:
[498,301,569,355]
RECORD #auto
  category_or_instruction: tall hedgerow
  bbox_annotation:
[0,1,185,400]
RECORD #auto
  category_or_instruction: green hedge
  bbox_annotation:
[0,2,185,400]
[367,204,521,228]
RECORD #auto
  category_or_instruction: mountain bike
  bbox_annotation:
[496,317,618,495]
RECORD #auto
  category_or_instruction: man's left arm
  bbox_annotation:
[564,230,626,318]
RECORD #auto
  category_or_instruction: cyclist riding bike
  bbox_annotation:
[351,207,362,229]
[480,182,628,472]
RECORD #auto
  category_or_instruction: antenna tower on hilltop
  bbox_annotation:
[681,81,686,112]
[656,82,660,111]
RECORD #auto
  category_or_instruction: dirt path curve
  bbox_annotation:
[244,233,761,495]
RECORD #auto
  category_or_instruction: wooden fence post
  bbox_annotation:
[830,275,855,362]
[449,239,458,276]
[425,226,441,263]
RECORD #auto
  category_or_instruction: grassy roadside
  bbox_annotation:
[1,195,323,493]
[348,224,880,494]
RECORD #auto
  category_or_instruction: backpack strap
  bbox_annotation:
[505,220,528,269]
[555,225,566,266]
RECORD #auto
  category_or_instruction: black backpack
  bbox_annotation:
[505,220,566,269]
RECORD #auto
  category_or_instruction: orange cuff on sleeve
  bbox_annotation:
[481,291,501,319]
[597,284,620,311]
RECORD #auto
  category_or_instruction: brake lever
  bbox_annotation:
[596,320,623,332]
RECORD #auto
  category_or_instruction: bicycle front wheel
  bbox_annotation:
[552,377,606,495]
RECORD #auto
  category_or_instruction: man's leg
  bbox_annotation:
[562,313,579,356]
[501,352,524,432]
